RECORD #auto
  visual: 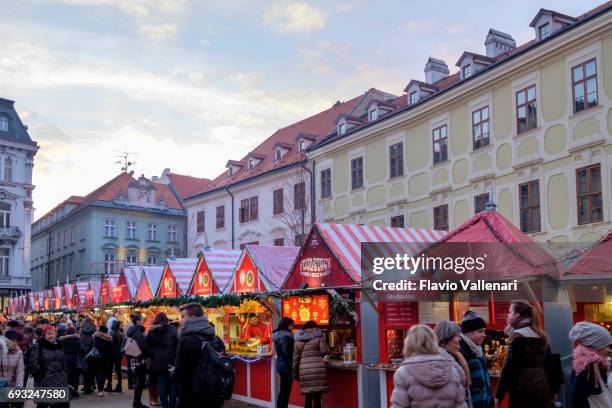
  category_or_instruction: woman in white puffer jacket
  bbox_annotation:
[391,324,468,408]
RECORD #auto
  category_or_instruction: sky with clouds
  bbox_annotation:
[0,0,603,218]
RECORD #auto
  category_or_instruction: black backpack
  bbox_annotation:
[192,340,235,401]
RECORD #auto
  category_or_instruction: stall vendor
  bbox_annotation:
[240,313,271,344]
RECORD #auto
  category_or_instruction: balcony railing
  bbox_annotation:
[0,275,31,289]
[0,227,21,244]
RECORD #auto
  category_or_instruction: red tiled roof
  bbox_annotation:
[35,173,183,226]
[193,94,364,195]
[166,173,211,200]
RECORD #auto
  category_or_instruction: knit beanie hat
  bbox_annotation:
[569,322,612,350]
[461,310,487,333]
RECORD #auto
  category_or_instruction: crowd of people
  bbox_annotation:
[386,300,612,408]
[0,299,609,408]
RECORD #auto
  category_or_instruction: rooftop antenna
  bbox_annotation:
[114,148,138,173]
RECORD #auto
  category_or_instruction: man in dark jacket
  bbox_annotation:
[272,317,294,408]
[127,312,150,408]
[60,326,86,398]
[108,319,123,392]
[459,311,494,408]
[174,302,225,408]
[78,317,96,394]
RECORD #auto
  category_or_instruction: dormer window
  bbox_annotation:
[368,108,378,122]
[276,149,282,160]
[0,117,7,132]
[409,92,418,105]
[248,159,254,169]
[299,140,306,151]
[229,167,234,176]
[338,123,346,135]
[462,64,472,79]
[539,23,551,39]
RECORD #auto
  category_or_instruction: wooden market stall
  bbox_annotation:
[225,245,300,407]
[157,258,198,299]
[116,266,143,302]
[99,275,119,306]
[281,222,445,408]
[135,267,163,301]
[85,281,101,308]
[188,248,242,341]
[62,283,74,309]
[562,231,612,328]
[379,209,566,408]
[52,286,63,309]
[72,282,89,310]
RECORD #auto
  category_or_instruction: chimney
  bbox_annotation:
[485,29,516,58]
[424,58,449,84]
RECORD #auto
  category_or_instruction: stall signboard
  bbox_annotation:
[284,228,351,289]
[233,254,259,293]
[282,295,329,325]
[85,288,95,307]
[112,285,124,304]
[383,302,419,327]
[100,281,111,305]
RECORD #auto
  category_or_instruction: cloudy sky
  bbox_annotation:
[0,0,602,218]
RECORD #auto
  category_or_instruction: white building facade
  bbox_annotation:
[0,98,38,306]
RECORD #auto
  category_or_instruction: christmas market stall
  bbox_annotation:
[281,222,445,408]
[224,245,300,407]
[154,258,199,322]
[62,283,74,309]
[135,266,163,302]
[401,208,568,408]
[85,281,101,308]
[188,248,242,343]
[72,282,90,310]
[52,285,63,309]
[562,231,612,329]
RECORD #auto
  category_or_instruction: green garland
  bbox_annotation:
[28,289,357,323]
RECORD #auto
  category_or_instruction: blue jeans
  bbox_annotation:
[151,369,176,408]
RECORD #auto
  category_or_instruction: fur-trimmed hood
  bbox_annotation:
[294,327,323,342]
[93,331,112,342]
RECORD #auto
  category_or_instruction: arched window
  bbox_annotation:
[0,202,10,228]
[0,117,8,132]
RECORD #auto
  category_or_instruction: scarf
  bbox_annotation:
[573,344,608,375]
[504,316,531,336]
[444,345,472,386]
[460,333,483,358]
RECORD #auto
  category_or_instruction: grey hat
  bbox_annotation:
[569,322,612,350]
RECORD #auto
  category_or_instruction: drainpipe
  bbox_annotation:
[300,160,315,225]
[225,186,235,249]
[46,231,51,290]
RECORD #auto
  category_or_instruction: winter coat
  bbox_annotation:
[292,328,330,395]
[459,337,493,408]
[174,316,224,408]
[30,338,68,388]
[496,329,553,408]
[79,321,96,352]
[60,334,86,372]
[5,329,29,354]
[93,331,114,362]
[110,320,123,355]
[571,364,608,408]
[390,353,468,408]
[146,324,178,371]
[0,339,24,387]
[273,329,294,375]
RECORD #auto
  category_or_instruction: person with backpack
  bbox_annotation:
[146,313,178,408]
[59,326,85,399]
[108,319,123,393]
[569,321,612,407]
[292,320,330,408]
[273,317,294,408]
[495,300,557,407]
[173,302,227,408]
[126,312,150,408]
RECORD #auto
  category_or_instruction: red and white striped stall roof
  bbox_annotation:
[316,223,447,282]
[200,249,242,292]
[167,258,198,294]
[106,276,119,290]
[141,266,164,295]
[74,282,89,305]
[53,286,63,299]
[124,266,144,297]
[28,293,38,311]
